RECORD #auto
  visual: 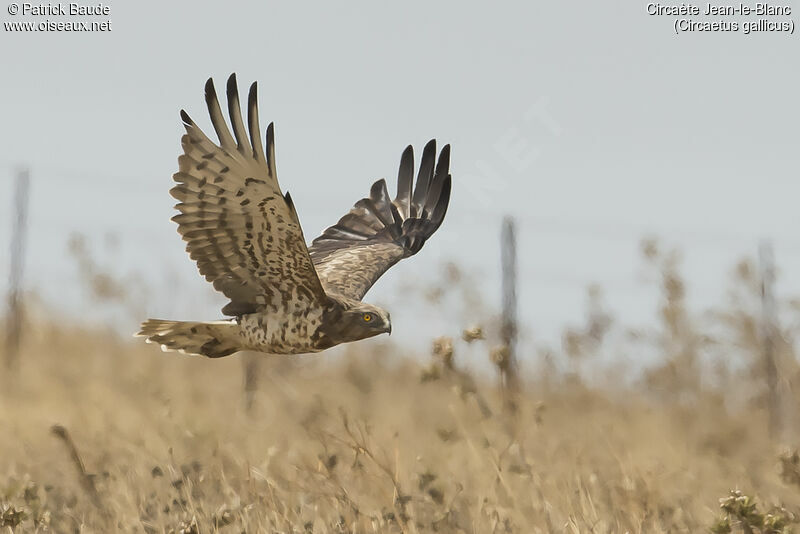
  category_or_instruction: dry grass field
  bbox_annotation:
[4,243,800,533]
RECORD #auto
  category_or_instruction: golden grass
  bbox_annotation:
[3,242,800,532]
[0,315,799,534]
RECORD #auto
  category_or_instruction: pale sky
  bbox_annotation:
[1,1,799,360]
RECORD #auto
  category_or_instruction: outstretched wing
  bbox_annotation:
[308,140,451,301]
[172,74,326,316]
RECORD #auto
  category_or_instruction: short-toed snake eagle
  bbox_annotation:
[138,75,451,357]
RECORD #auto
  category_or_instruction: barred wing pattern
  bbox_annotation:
[172,75,326,316]
[309,140,451,301]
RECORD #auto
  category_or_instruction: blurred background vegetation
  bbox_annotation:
[4,223,800,533]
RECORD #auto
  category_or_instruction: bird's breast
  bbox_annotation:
[238,306,326,355]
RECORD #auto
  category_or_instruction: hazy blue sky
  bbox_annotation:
[1,1,799,358]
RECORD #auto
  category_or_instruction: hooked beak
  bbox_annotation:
[383,315,392,335]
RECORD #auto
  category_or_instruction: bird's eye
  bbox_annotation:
[362,313,373,322]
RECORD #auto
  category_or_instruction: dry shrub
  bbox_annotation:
[3,242,800,532]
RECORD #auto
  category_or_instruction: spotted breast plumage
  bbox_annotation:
[137,74,452,357]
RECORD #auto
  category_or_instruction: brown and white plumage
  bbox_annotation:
[309,141,451,300]
[137,74,451,357]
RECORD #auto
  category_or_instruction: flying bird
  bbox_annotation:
[137,74,452,358]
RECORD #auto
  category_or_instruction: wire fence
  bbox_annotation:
[5,164,800,355]
[3,164,798,432]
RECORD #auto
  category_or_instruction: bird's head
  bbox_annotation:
[345,302,392,340]
[318,300,392,346]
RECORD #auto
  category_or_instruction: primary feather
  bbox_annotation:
[308,140,451,301]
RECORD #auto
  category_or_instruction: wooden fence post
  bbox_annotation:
[243,353,261,414]
[500,217,520,402]
[759,240,781,440]
[5,168,30,371]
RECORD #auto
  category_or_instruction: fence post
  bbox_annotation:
[759,240,781,440]
[242,353,261,414]
[500,217,520,402]
[5,168,30,372]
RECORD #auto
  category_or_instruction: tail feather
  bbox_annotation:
[136,319,241,358]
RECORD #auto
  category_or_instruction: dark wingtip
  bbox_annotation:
[372,177,388,187]
[397,144,414,179]
[265,122,276,171]
[370,178,388,199]
[204,77,216,98]
[421,140,437,169]
[432,175,452,228]
[246,81,263,160]
[180,109,193,125]
[226,74,240,112]
[226,73,238,93]
[395,145,415,218]
[435,144,451,175]
[411,139,437,209]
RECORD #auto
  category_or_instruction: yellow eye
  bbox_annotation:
[362,313,373,322]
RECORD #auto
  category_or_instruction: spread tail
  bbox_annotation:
[136,319,241,358]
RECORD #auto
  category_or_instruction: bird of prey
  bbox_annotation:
[137,74,451,358]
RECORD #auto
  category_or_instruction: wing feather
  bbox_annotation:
[203,79,236,151]
[367,180,396,228]
[174,74,326,316]
[266,123,277,177]
[226,74,252,155]
[410,139,436,216]
[247,82,265,163]
[308,141,452,300]
[395,146,414,219]
[423,145,450,217]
